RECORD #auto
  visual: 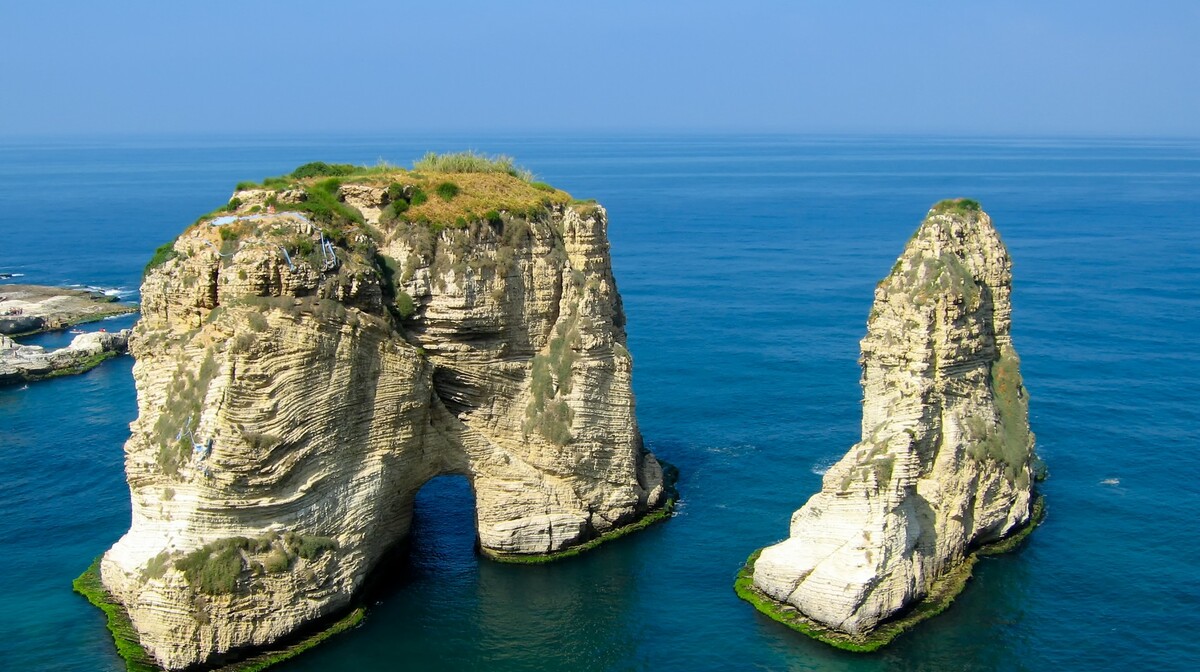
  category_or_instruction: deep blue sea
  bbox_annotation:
[1,134,1198,671]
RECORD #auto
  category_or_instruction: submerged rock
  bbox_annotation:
[748,199,1038,645]
[98,164,666,669]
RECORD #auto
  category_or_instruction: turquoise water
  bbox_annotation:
[1,134,1198,671]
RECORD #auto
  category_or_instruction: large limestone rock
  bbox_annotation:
[751,200,1036,640]
[99,171,666,669]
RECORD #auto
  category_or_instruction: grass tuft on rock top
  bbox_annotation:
[206,152,580,243]
[217,154,573,236]
[735,496,1045,652]
[930,198,982,216]
[412,150,534,182]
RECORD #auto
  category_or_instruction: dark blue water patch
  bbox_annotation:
[2,134,1200,671]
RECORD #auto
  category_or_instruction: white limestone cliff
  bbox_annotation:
[98,171,666,669]
[751,200,1036,639]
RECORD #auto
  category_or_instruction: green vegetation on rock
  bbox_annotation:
[435,181,460,201]
[153,351,219,477]
[989,347,1034,484]
[486,499,675,565]
[76,555,365,672]
[412,150,534,182]
[524,312,580,445]
[144,241,178,277]
[174,532,340,596]
[211,607,365,672]
[486,463,679,565]
[30,350,120,381]
[735,496,1045,652]
[930,198,982,216]
[73,558,158,672]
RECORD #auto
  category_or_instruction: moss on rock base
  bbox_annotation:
[31,350,120,381]
[73,558,364,672]
[483,499,675,565]
[485,460,679,565]
[735,496,1045,652]
[73,558,157,671]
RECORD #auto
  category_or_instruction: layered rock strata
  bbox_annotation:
[99,167,666,669]
[749,200,1037,643]
[0,329,130,385]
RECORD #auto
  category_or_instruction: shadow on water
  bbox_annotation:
[283,475,646,672]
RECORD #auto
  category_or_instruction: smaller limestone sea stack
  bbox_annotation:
[742,199,1041,649]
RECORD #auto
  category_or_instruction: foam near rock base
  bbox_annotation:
[95,167,667,670]
[746,200,1039,645]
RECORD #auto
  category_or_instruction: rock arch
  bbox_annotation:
[97,194,666,670]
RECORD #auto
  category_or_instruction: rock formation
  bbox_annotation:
[0,283,137,336]
[747,200,1037,645]
[0,329,130,385]
[97,162,667,669]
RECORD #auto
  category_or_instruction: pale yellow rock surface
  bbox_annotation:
[99,174,665,670]
[752,201,1035,636]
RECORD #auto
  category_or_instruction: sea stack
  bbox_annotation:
[743,200,1039,649]
[91,160,668,670]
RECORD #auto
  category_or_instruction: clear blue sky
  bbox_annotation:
[2,0,1197,136]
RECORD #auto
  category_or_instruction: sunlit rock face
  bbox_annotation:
[752,201,1035,637]
[99,172,665,670]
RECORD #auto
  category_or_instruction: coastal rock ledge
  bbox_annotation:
[95,161,667,670]
[744,200,1040,649]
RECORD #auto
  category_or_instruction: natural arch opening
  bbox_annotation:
[406,475,479,575]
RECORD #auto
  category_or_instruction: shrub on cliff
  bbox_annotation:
[435,181,460,201]
[286,178,364,227]
[144,241,178,277]
[290,162,358,179]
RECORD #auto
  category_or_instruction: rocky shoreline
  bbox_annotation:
[0,283,138,385]
[0,283,137,336]
[0,329,132,385]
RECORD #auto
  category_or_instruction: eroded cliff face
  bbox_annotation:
[751,201,1035,639]
[100,170,665,669]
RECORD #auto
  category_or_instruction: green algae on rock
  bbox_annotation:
[737,497,1045,651]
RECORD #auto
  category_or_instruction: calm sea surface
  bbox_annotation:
[1,134,1198,671]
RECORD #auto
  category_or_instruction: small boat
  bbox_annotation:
[69,329,85,334]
